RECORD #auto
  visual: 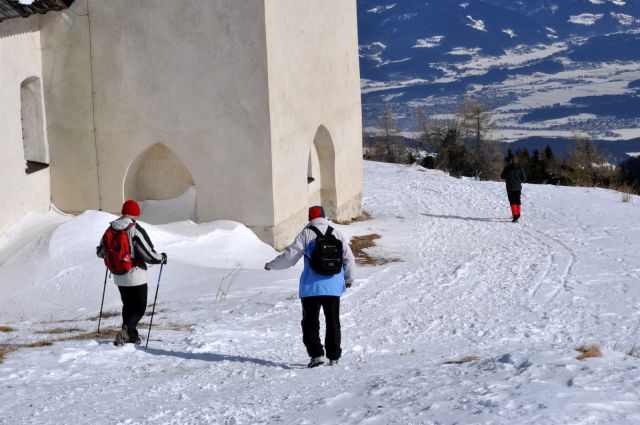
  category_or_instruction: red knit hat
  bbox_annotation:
[121,200,141,217]
[308,206,325,221]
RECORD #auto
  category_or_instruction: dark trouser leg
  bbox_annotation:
[507,190,522,206]
[301,297,324,358]
[117,284,148,338]
[321,296,342,361]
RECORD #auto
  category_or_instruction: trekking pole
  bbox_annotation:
[145,263,164,349]
[97,268,109,336]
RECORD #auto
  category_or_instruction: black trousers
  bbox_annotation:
[117,284,148,338]
[301,296,342,361]
[507,190,521,205]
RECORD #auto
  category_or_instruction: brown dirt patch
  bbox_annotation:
[350,234,401,266]
[576,345,602,361]
[335,212,373,225]
[444,355,480,365]
[0,326,16,333]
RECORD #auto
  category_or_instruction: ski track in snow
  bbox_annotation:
[2,162,640,424]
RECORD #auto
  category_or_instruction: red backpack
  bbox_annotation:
[101,224,135,275]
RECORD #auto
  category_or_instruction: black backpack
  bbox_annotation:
[307,226,343,276]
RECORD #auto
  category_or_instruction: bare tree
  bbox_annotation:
[568,135,609,186]
[378,105,397,141]
[376,105,401,163]
[414,107,467,173]
[457,96,493,152]
[456,96,501,179]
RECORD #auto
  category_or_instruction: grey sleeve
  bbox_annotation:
[266,230,308,270]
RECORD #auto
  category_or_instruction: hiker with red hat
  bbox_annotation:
[264,205,355,368]
[96,200,167,346]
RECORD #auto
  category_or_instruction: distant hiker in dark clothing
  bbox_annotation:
[96,200,167,346]
[501,155,526,223]
[264,206,355,368]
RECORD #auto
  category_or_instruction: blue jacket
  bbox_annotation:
[266,218,355,298]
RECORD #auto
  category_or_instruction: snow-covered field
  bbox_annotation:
[2,161,640,424]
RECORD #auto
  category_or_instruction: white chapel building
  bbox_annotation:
[0,0,363,248]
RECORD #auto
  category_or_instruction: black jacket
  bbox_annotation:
[501,164,526,192]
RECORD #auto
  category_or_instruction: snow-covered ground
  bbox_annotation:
[2,161,640,424]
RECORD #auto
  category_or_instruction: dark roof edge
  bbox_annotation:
[0,0,75,23]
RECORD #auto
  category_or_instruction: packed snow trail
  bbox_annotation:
[2,161,640,424]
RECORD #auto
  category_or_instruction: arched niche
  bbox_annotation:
[308,125,337,216]
[20,76,48,174]
[124,144,196,222]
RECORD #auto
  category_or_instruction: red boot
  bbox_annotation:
[510,204,518,221]
[513,204,521,222]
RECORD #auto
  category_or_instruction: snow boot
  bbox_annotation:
[307,357,324,368]
[114,325,129,346]
[329,359,339,366]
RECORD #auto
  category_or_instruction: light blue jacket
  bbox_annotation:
[266,218,355,298]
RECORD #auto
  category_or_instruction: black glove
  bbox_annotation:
[161,253,167,265]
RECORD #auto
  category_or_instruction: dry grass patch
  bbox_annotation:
[166,323,194,331]
[335,211,373,225]
[88,310,120,321]
[335,212,373,225]
[0,326,16,333]
[36,327,83,335]
[26,340,54,348]
[350,234,400,266]
[576,345,602,361]
[145,308,170,316]
[0,346,19,363]
[0,327,124,362]
[65,327,120,341]
[136,322,192,331]
[625,343,640,358]
[444,355,479,365]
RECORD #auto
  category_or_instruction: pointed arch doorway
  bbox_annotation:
[124,143,197,223]
[307,126,337,216]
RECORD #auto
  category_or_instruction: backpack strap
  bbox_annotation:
[307,225,335,237]
[307,225,323,238]
[304,226,323,260]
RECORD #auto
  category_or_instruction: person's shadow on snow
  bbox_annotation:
[140,346,292,369]
[421,213,511,223]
